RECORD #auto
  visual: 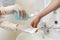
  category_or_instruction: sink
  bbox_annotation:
[16,28,60,40]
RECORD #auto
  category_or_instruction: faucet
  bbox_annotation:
[39,22,49,35]
[39,21,60,35]
[38,22,50,39]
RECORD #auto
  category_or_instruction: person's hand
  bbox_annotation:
[31,16,41,28]
[19,9,26,18]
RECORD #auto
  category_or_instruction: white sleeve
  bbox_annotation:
[4,4,22,14]
[0,21,18,31]
[0,21,38,33]
[0,6,5,15]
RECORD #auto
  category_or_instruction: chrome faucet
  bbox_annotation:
[39,21,60,35]
[39,22,49,35]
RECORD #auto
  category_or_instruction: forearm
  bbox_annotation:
[38,0,60,18]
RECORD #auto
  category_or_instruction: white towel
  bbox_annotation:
[17,25,38,33]
[0,21,37,33]
[0,21,17,31]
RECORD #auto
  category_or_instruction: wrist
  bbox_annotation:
[37,15,42,19]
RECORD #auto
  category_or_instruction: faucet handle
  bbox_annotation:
[39,22,50,35]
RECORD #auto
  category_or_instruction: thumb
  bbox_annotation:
[34,23,37,28]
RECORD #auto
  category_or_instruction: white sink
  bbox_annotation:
[16,29,60,40]
[0,28,20,40]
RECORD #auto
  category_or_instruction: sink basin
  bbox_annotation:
[16,29,60,40]
[0,28,20,40]
[16,30,44,40]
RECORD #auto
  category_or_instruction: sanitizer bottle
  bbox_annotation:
[13,10,30,20]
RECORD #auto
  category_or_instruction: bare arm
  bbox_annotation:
[38,0,60,18]
[31,0,60,28]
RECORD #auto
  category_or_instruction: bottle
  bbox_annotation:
[13,10,30,20]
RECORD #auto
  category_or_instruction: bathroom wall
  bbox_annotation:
[16,0,45,14]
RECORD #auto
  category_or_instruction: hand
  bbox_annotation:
[31,16,41,28]
[19,9,26,18]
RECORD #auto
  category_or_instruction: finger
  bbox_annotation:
[33,21,38,28]
[0,11,2,15]
[19,9,21,17]
[31,21,34,27]
[22,10,26,18]
[32,23,37,28]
